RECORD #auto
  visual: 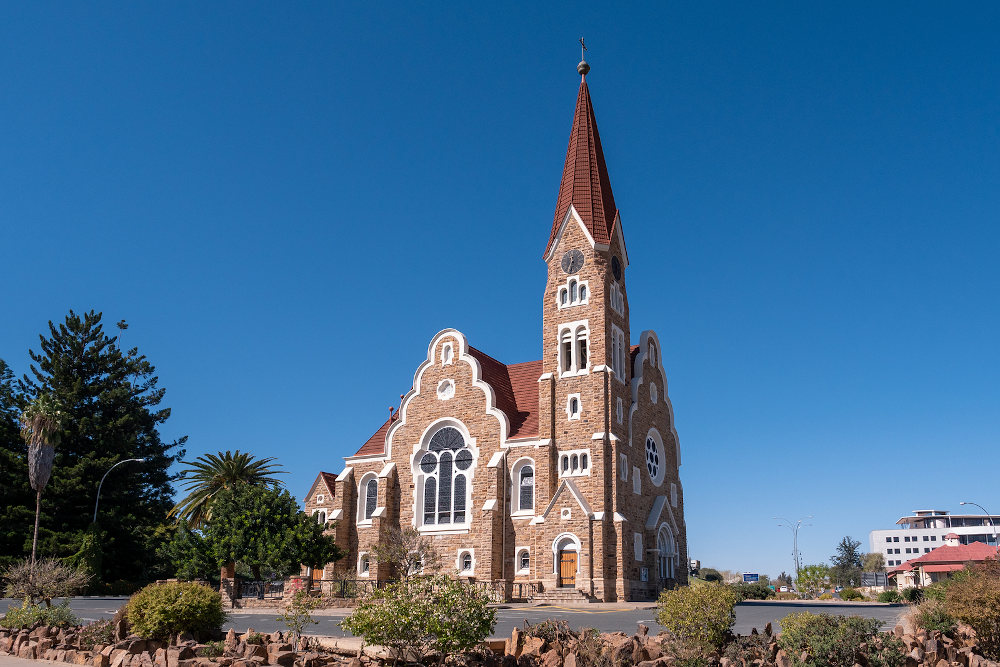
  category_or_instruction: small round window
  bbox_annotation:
[645,433,665,486]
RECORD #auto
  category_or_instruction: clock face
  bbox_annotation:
[561,249,585,274]
[611,255,622,281]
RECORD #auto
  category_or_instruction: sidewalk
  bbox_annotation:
[0,655,45,667]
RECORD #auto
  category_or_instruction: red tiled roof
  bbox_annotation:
[923,564,966,573]
[350,351,543,457]
[908,541,999,565]
[319,472,338,496]
[544,76,618,258]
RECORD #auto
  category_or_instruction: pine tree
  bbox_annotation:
[17,310,187,585]
[0,359,34,570]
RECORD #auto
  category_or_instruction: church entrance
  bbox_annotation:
[558,551,577,588]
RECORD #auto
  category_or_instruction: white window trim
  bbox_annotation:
[358,552,371,577]
[634,533,644,562]
[457,549,475,575]
[551,533,582,575]
[632,467,641,494]
[558,449,592,478]
[515,546,531,575]
[649,382,658,404]
[413,420,476,533]
[510,457,536,517]
[556,277,590,310]
[610,324,626,384]
[645,428,666,487]
[619,453,628,481]
[437,378,455,400]
[558,320,590,377]
[316,494,324,505]
[616,397,623,425]
[566,393,582,421]
[312,508,328,525]
[357,472,378,526]
[441,342,454,366]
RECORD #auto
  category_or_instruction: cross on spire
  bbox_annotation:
[580,37,587,60]
[577,37,590,77]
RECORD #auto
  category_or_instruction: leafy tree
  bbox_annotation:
[797,563,831,597]
[862,552,886,572]
[19,393,65,564]
[776,571,793,587]
[16,310,186,584]
[170,450,285,529]
[830,536,864,587]
[160,524,217,581]
[0,359,34,570]
[370,526,442,579]
[206,484,342,580]
[700,568,723,583]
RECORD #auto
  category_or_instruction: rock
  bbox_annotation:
[128,640,148,655]
[539,648,561,667]
[268,633,283,644]
[521,637,546,658]
[909,647,925,662]
[244,645,266,660]
[78,651,97,665]
[94,652,112,667]
[140,651,155,667]
[154,648,167,667]
[177,633,195,645]
[936,660,949,667]
[38,637,55,652]
[638,624,649,638]
[500,656,517,667]
[271,651,296,667]
[774,651,791,667]
[507,627,522,657]
[176,660,197,667]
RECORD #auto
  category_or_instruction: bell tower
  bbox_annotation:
[537,56,632,601]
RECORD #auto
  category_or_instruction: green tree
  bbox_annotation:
[17,310,186,584]
[776,571,793,588]
[797,563,831,597]
[862,552,886,573]
[0,359,34,570]
[830,536,864,586]
[206,485,342,580]
[19,393,65,565]
[170,450,285,529]
[160,524,217,581]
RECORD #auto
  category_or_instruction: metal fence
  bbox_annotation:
[236,579,285,600]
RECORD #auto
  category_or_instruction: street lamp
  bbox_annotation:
[93,458,147,523]
[774,515,813,584]
[960,501,999,546]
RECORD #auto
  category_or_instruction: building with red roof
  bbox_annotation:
[301,57,687,602]
[888,533,1000,588]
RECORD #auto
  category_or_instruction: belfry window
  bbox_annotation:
[418,425,473,527]
[558,322,590,375]
[556,278,589,309]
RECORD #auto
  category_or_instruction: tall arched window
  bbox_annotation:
[519,465,534,511]
[358,475,378,523]
[418,425,472,526]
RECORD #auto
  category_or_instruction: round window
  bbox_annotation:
[455,449,473,470]
[419,452,437,473]
[645,433,665,486]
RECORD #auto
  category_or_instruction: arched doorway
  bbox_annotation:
[657,525,676,582]
[553,534,580,588]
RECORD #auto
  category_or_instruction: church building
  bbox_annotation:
[304,58,688,602]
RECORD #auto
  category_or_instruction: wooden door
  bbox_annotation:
[311,566,324,583]
[558,551,577,588]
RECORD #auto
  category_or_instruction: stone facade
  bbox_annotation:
[304,67,688,601]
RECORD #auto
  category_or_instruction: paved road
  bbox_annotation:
[2,598,907,639]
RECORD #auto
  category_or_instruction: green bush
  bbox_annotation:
[0,599,79,629]
[199,641,224,658]
[840,587,865,601]
[818,593,833,600]
[944,560,1000,660]
[778,613,905,667]
[656,583,739,650]
[700,568,723,583]
[79,619,116,649]
[731,582,775,600]
[125,581,226,640]
[900,587,923,604]
[341,576,497,663]
[245,632,264,645]
[914,600,956,635]
[877,590,902,603]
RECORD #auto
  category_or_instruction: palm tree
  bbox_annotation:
[169,450,285,529]
[19,393,65,565]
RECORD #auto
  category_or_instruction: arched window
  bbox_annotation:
[364,478,377,520]
[418,425,473,526]
[359,553,370,576]
[461,552,473,572]
[517,549,530,573]
[558,323,590,375]
[657,526,675,580]
[576,328,588,370]
[519,465,534,511]
[569,280,578,302]
[560,289,568,305]
[579,284,587,301]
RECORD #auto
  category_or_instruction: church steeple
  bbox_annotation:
[544,61,619,258]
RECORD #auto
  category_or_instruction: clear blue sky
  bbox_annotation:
[3,2,998,577]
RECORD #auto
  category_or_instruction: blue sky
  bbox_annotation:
[2,2,998,577]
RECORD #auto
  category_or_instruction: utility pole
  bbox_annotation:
[774,516,813,585]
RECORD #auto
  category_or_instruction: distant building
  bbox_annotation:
[888,533,999,588]
[869,509,1000,568]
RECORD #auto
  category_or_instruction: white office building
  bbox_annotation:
[870,509,1000,568]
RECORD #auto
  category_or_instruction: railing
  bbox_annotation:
[237,579,285,600]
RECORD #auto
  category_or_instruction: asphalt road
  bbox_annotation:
[2,597,908,639]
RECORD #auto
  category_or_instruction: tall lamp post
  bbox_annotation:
[960,501,999,546]
[774,515,813,584]
[93,458,147,523]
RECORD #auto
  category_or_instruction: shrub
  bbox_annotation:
[914,600,956,635]
[731,582,775,600]
[341,576,497,663]
[277,590,320,645]
[840,587,865,601]
[523,619,573,644]
[700,568,723,583]
[818,593,833,600]
[900,587,923,603]
[656,583,739,650]
[877,590,902,603]
[775,591,800,600]
[79,619,116,649]
[245,632,264,645]
[944,560,1000,660]
[0,599,79,629]
[199,641,224,658]
[778,613,905,667]
[125,581,226,640]
[2,559,91,606]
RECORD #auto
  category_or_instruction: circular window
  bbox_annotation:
[455,449,473,470]
[437,380,455,400]
[419,452,437,473]
[645,434,665,486]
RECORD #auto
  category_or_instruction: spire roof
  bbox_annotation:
[545,71,618,257]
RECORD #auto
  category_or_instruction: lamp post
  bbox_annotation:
[960,501,999,546]
[774,515,813,584]
[93,458,147,523]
